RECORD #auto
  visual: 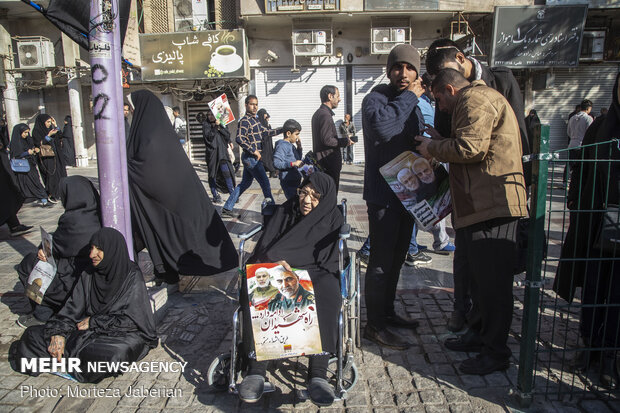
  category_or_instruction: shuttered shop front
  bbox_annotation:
[532,64,619,153]
[254,67,346,159]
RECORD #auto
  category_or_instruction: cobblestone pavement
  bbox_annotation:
[0,164,616,412]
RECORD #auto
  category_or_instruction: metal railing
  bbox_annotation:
[517,124,620,406]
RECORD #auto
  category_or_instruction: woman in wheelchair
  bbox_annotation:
[239,172,344,406]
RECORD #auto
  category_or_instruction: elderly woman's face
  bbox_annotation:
[89,245,104,267]
[298,183,320,216]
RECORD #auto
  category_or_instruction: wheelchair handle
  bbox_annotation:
[238,224,263,240]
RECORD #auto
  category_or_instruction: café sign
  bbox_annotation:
[139,29,248,81]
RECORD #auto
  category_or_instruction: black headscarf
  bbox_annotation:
[32,114,52,147]
[0,120,9,152]
[250,172,342,272]
[61,115,76,167]
[525,110,541,153]
[247,172,344,353]
[88,227,132,313]
[9,124,32,157]
[257,109,270,128]
[127,89,238,276]
[53,176,101,258]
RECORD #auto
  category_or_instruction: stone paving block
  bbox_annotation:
[411,375,439,390]
[0,375,25,390]
[484,371,510,387]
[366,378,393,392]
[343,390,368,407]
[448,403,474,413]
[580,399,614,413]
[391,378,415,393]
[432,364,457,377]
[85,396,121,412]
[394,391,421,406]
[442,388,468,404]
[387,364,411,379]
[427,353,449,364]
[369,391,395,406]
[424,404,451,413]
[344,407,371,413]
[419,389,446,405]
[460,374,486,389]
[53,396,97,411]
[361,367,387,381]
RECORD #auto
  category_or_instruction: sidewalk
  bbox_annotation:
[0,164,610,412]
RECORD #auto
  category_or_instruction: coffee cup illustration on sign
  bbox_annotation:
[211,45,243,73]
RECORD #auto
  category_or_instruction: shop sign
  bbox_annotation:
[139,29,248,81]
[266,0,339,13]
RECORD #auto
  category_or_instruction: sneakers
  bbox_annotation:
[405,251,432,266]
[212,195,222,204]
[434,242,456,255]
[10,225,34,237]
[358,252,369,268]
[17,314,45,329]
[221,208,236,218]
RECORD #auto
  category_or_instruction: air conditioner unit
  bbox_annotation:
[580,30,605,62]
[371,27,410,55]
[16,39,55,69]
[293,30,331,56]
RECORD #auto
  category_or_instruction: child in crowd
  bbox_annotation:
[273,119,304,200]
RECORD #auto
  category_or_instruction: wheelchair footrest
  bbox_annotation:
[263,381,276,393]
[295,388,345,402]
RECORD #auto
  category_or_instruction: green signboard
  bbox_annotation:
[139,29,248,81]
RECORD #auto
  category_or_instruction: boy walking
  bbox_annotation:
[273,120,303,200]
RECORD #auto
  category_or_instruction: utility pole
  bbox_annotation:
[89,0,133,257]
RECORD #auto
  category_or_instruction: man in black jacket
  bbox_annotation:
[362,44,425,350]
[425,39,531,334]
[312,85,352,190]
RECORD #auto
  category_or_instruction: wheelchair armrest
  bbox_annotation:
[238,224,263,240]
[339,223,351,240]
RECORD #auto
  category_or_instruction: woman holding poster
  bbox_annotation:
[238,172,344,407]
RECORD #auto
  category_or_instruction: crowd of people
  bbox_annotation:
[2,38,619,405]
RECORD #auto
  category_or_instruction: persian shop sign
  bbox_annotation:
[265,0,339,13]
[139,29,248,81]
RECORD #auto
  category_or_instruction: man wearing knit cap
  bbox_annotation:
[361,44,425,350]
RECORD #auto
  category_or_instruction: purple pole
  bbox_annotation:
[89,0,134,258]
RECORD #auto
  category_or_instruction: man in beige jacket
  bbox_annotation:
[416,68,528,375]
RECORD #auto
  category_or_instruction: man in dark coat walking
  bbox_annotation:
[311,85,352,190]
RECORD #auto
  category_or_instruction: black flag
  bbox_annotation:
[22,0,132,50]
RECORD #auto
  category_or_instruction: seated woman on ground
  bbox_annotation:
[239,172,344,407]
[11,227,158,383]
[16,176,101,328]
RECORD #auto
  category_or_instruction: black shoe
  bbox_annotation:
[238,374,265,403]
[358,252,369,268]
[17,314,45,329]
[459,354,509,375]
[386,313,419,329]
[444,330,483,353]
[221,208,236,218]
[405,251,432,266]
[363,324,410,350]
[307,377,335,407]
[447,311,466,332]
[569,350,598,373]
[600,352,618,390]
[213,195,222,204]
[10,225,34,237]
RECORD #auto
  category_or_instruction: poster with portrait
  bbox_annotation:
[380,151,452,230]
[246,263,322,361]
[25,228,57,305]
[208,93,235,126]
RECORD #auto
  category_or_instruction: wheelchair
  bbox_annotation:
[207,199,362,401]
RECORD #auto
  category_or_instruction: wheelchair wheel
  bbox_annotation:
[207,353,232,391]
[327,357,358,393]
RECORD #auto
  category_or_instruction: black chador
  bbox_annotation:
[32,114,67,199]
[126,90,238,282]
[8,124,48,202]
